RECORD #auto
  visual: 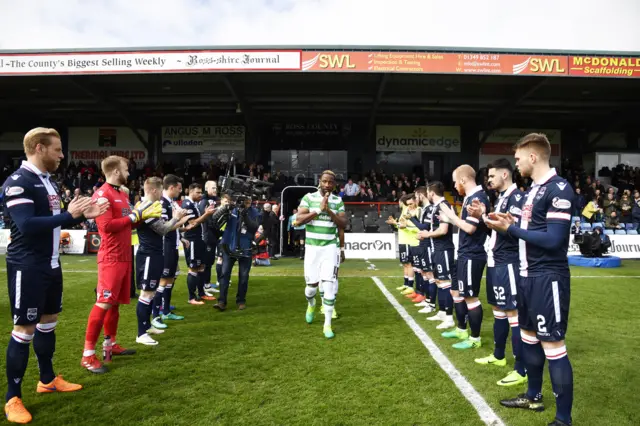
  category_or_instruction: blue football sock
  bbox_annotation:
[522,336,545,400]
[546,347,573,425]
[6,331,33,401]
[509,316,526,376]
[33,323,56,384]
[492,312,509,360]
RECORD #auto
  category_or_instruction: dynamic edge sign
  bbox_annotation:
[376,125,461,152]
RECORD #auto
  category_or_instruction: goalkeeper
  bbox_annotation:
[80,156,163,374]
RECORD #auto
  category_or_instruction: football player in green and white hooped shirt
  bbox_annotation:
[295,170,347,339]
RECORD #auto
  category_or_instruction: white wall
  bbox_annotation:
[68,127,148,165]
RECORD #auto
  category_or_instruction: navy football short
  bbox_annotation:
[7,263,62,326]
[184,239,205,269]
[414,246,432,272]
[203,244,216,266]
[136,253,164,291]
[486,263,519,310]
[455,257,486,298]
[410,246,423,271]
[398,244,411,264]
[161,246,179,279]
[518,274,570,342]
[432,249,454,281]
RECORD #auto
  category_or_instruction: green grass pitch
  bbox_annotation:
[0,255,638,425]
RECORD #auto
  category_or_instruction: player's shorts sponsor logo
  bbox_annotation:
[552,197,571,209]
[4,186,24,196]
[13,315,19,324]
[26,308,38,321]
[163,268,170,275]
[102,290,112,299]
[149,280,157,289]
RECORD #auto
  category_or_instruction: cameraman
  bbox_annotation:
[213,197,262,311]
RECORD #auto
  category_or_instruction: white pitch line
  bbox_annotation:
[372,276,505,426]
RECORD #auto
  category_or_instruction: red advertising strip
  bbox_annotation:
[481,143,560,156]
[569,56,640,78]
[301,51,568,76]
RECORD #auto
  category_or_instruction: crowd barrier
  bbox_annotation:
[0,230,638,260]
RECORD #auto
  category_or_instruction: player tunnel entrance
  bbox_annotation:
[278,185,318,256]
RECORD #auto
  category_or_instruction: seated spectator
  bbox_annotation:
[344,179,359,199]
[571,220,582,235]
[632,189,640,230]
[603,192,619,217]
[605,211,623,230]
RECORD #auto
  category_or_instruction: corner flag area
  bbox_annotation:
[1,256,637,426]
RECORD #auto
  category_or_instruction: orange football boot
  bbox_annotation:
[4,397,32,424]
[411,294,427,303]
[37,375,83,393]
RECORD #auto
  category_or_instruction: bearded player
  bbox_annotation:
[296,171,347,339]
[81,156,162,373]
[486,134,574,426]
[469,159,527,387]
[2,128,108,424]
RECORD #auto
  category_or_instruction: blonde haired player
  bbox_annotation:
[296,171,347,339]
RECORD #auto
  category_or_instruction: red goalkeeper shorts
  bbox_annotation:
[97,261,132,305]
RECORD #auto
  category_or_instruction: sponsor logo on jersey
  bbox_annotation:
[552,197,571,210]
[5,186,24,196]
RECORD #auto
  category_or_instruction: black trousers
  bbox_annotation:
[219,252,252,305]
[130,245,138,296]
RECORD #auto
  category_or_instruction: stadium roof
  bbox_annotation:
[1,46,639,142]
[1,45,639,56]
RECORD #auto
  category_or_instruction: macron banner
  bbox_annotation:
[376,125,461,152]
[344,233,395,259]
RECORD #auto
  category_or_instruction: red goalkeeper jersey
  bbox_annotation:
[92,184,133,263]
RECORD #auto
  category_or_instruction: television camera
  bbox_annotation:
[209,153,272,258]
[574,229,611,257]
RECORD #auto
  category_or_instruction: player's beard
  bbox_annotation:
[320,187,333,196]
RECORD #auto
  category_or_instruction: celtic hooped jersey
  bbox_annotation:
[298,191,345,247]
